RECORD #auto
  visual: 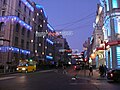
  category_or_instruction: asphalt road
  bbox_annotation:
[0,69,120,90]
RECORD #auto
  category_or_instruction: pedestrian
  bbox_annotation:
[89,66,93,76]
[99,64,105,77]
[103,65,107,77]
[62,64,67,74]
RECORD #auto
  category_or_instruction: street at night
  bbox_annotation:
[0,67,120,90]
[1,0,120,90]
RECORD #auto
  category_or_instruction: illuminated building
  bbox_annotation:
[100,0,120,69]
[91,0,120,69]
[0,0,35,67]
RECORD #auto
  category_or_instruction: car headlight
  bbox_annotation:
[22,68,26,71]
[16,68,19,70]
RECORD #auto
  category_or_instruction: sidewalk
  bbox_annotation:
[77,69,107,80]
[66,66,107,81]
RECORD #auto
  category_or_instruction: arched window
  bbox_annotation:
[0,22,5,31]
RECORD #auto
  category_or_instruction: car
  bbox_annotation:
[107,69,120,82]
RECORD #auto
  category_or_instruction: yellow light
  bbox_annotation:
[22,68,26,71]
[91,53,96,59]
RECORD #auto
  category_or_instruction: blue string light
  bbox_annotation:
[21,0,34,12]
[0,46,30,55]
[46,55,53,60]
[0,16,32,31]
[36,4,47,18]
[46,38,54,45]
[47,24,54,31]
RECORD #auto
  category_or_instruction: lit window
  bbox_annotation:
[39,43,41,46]
[112,0,118,8]
[40,10,42,13]
[43,20,46,23]
[106,0,109,11]
[40,25,42,27]
[32,18,34,21]
[42,52,44,55]
[45,46,47,49]
[37,13,39,16]
[35,50,37,53]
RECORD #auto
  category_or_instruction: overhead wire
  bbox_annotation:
[54,12,95,29]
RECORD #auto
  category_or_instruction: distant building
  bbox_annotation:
[92,3,105,68]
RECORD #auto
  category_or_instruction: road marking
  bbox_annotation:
[0,76,16,81]
[39,70,54,73]
[69,83,89,85]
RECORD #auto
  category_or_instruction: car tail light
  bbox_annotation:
[74,66,76,69]
[110,73,113,77]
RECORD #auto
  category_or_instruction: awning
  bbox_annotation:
[107,40,120,46]
[96,47,104,51]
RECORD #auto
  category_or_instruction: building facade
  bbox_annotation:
[102,0,120,69]
[92,3,105,68]
[0,0,34,68]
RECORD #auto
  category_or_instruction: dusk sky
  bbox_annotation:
[34,0,99,52]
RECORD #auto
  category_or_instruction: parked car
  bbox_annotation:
[107,69,120,82]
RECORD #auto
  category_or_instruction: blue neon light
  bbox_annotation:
[0,46,30,55]
[105,0,109,11]
[36,4,47,18]
[112,0,118,8]
[116,47,120,68]
[110,48,112,68]
[21,0,34,12]
[46,55,53,60]
[46,38,54,45]
[47,24,54,31]
[36,4,43,9]
[0,16,32,31]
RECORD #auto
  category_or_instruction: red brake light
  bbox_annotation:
[74,66,76,69]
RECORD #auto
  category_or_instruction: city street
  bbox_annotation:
[0,67,120,90]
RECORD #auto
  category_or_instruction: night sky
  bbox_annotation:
[33,0,99,52]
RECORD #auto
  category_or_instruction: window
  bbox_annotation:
[23,17,25,22]
[28,20,30,25]
[0,22,4,31]
[106,0,109,11]
[19,0,21,7]
[21,39,24,48]
[112,0,118,8]
[29,10,31,16]
[16,23,20,32]
[26,42,29,49]
[14,37,18,46]
[24,6,26,12]
[27,30,30,38]
[1,10,5,16]
[3,0,6,5]
[18,12,20,18]
[21,27,25,35]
